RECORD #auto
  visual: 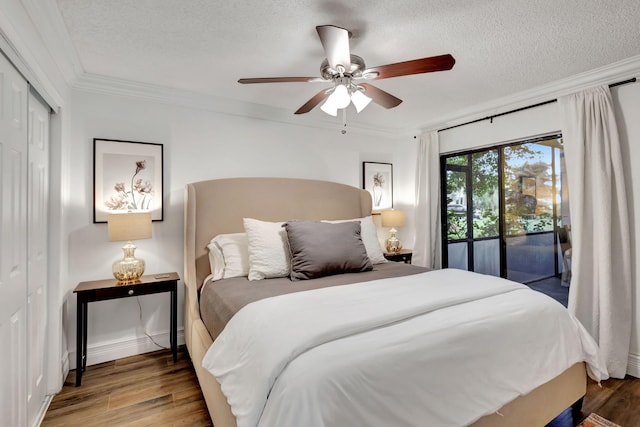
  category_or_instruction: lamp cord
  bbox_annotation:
[137,296,169,350]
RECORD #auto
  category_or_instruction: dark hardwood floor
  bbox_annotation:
[43,347,640,426]
[580,375,640,426]
[42,347,212,426]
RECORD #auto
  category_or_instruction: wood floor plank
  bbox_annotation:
[172,410,214,427]
[43,346,640,427]
[91,393,176,426]
[581,377,625,415]
[107,367,196,410]
[125,399,210,427]
[586,376,640,426]
[42,394,110,424]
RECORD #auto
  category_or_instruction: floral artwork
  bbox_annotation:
[94,139,163,223]
[104,160,154,210]
[363,162,393,210]
[372,172,385,207]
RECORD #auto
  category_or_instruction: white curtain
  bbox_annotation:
[559,86,632,378]
[413,131,441,268]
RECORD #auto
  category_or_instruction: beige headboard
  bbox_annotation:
[184,177,373,292]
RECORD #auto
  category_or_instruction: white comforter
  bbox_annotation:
[203,268,606,427]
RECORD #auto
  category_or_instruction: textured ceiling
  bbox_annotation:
[55,0,640,132]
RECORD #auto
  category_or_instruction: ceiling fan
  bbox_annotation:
[238,25,455,116]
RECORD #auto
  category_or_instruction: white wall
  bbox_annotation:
[439,102,561,154]
[65,89,417,366]
[438,83,640,377]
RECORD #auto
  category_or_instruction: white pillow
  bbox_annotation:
[243,218,290,281]
[323,216,387,264]
[208,233,250,279]
[207,240,226,281]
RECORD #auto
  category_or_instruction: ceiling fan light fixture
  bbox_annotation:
[238,25,455,118]
[351,89,372,113]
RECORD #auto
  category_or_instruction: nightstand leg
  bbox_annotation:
[170,285,177,362]
[82,301,88,371]
[75,299,86,386]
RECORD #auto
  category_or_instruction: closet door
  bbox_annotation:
[0,54,29,427]
[27,91,49,426]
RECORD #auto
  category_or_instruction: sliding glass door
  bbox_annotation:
[441,135,567,283]
[442,150,502,275]
[503,140,564,282]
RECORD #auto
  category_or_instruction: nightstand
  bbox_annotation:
[384,249,413,264]
[73,272,179,386]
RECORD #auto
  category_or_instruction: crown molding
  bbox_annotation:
[21,0,85,86]
[0,3,66,110]
[420,55,640,133]
[73,73,407,138]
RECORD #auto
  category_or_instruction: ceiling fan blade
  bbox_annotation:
[316,25,351,72]
[359,83,402,109]
[238,77,320,84]
[294,89,331,114]
[363,54,455,80]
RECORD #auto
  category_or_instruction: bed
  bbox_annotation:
[184,177,603,427]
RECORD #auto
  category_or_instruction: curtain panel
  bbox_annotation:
[559,86,632,378]
[413,131,441,269]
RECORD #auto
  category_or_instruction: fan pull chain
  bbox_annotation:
[341,108,347,134]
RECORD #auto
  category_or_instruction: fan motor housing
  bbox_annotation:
[320,54,366,80]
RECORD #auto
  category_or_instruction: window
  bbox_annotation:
[441,134,567,284]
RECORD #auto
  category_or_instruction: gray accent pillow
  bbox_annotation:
[284,220,373,280]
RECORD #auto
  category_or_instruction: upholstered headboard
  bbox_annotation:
[184,177,372,292]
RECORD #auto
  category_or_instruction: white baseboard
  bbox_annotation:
[62,350,69,381]
[69,329,185,369]
[32,394,53,427]
[627,352,640,378]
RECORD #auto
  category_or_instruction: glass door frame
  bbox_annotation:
[439,134,563,282]
[440,157,474,270]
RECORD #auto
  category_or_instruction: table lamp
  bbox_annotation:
[381,209,405,253]
[108,211,152,282]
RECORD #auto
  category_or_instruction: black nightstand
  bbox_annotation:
[384,249,413,264]
[73,272,179,386]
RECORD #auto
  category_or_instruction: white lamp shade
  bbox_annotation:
[332,84,351,109]
[320,95,338,116]
[381,209,405,228]
[108,212,152,241]
[351,90,372,113]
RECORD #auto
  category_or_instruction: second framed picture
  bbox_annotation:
[362,161,393,211]
[93,138,164,223]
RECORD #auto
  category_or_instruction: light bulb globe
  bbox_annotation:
[320,94,338,116]
[351,90,372,113]
[332,84,351,109]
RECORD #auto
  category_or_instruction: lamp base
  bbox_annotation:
[113,241,145,282]
[385,228,402,253]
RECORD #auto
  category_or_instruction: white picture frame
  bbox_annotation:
[363,161,393,211]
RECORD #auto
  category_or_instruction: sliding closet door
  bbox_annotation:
[27,90,49,426]
[0,53,29,427]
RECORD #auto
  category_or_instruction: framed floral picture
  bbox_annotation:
[93,139,164,223]
[362,162,393,211]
